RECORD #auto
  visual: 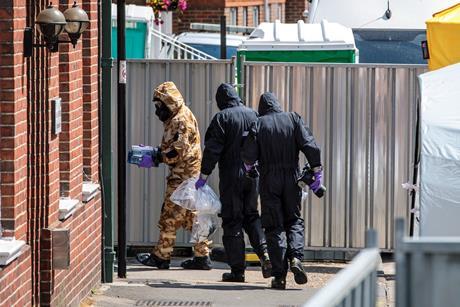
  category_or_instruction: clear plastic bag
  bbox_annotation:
[190,214,219,243]
[301,188,309,201]
[170,177,221,214]
[170,177,221,243]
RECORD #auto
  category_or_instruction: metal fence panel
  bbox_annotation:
[112,59,234,246]
[303,229,381,307]
[395,219,460,307]
[114,60,426,251]
[244,62,427,250]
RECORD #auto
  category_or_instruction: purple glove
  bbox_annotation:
[195,176,207,189]
[309,169,323,192]
[244,163,254,171]
[139,154,154,168]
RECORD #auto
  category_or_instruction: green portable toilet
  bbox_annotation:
[111,4,154,59]
[237,20,358,79]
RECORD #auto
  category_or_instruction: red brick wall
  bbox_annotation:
[172,0,287,33]
[285,0,306,23]
[0,0,32,305]
[0,247,32,306]
[0,0,28,241]
[173,7,225,34]
[0,1,102,306]
[82,0,100,182]
[59,1,84,201]
[40,196,102,306]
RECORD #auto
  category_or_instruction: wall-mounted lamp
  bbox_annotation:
[24,2,89,57]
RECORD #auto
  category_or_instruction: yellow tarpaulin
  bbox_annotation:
[426,3,460,70]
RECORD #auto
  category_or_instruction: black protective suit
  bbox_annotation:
[201,84,267,274]
[241,92,321,278]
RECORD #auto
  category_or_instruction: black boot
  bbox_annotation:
[222,271,245,282]
[271,277,286,290]
[181,256,212,270]
[260,252,272,278]
[290,257,308,285]
[135,253,170,269]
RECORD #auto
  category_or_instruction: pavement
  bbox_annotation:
[83,257,395,307]
[84,257,350,307]
[377,259,396,307]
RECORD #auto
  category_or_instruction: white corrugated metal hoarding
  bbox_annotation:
[113,60,426,251]
[112,60,235,246]
[244,62,427,250]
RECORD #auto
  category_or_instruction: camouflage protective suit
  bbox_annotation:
[152,82,210,260]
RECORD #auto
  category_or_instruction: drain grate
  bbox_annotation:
[135,300,212,306]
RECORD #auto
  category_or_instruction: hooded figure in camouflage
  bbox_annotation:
[136,81,212,270]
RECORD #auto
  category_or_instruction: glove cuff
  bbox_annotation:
[199,173,208,180]
[312,166,323,172]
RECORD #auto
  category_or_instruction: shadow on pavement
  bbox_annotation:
[127,267,166,272]
[304,266,343,275]
[146,281,302,291]
[378,273,395,281]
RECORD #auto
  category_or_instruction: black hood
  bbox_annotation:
[258,92,282,115]
[216,83,242,110]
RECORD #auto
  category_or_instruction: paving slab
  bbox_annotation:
[86,258,349,307]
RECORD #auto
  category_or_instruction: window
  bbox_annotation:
[253,7,259,27]
[278,4,282,21]
[243,7,248,27]
[230,7,237,26]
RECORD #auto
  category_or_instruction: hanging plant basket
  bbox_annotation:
[148,0,188,24]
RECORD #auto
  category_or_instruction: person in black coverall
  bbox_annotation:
[196,83,272,282]
[241,92,323,289]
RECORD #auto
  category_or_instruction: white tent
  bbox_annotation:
[308,0,459,30]
[419,63,460,236]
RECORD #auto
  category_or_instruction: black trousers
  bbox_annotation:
[259,168,304,278]
[220,168,267,274]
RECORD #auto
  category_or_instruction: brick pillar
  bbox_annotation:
[285,0,306,23]
[0,0,28,240]
[58,1,84,200]
[39,229,53,306]
[82,0,99,182]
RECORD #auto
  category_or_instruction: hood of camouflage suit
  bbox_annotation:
[153,81,185,116]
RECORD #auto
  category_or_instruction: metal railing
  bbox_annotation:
[395,218,460,307]
[152,28,217,60]
[304,229,381,307]
[190,22,255,34]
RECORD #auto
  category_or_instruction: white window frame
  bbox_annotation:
[230,7,237,26]
[253,7,259,27]
[243,7,248,27]
[278,4,282,21]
